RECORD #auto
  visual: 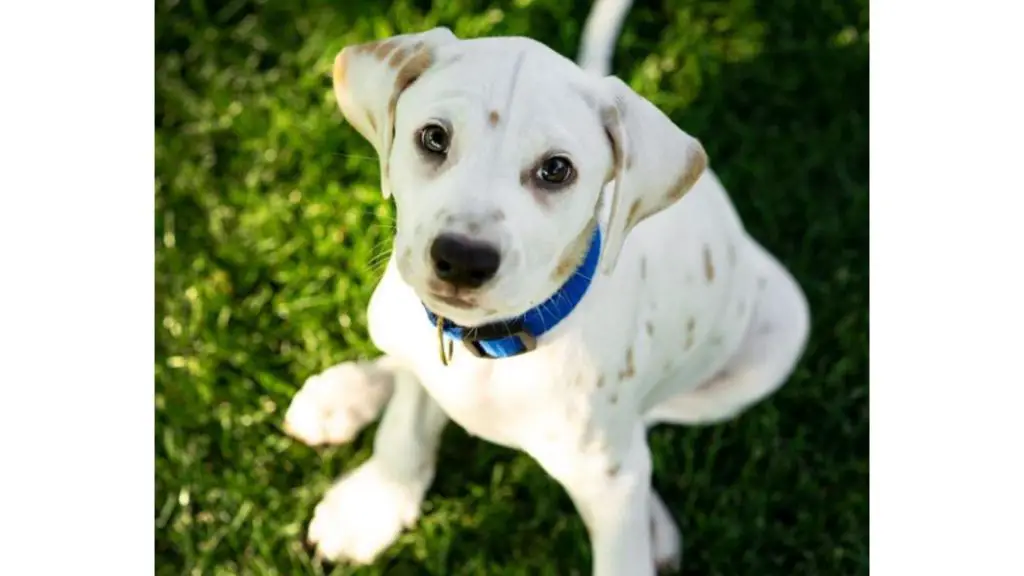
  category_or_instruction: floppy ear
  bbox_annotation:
[596,76,708,274]
[332,27,458,198]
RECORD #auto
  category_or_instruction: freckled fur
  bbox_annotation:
[703,244,715,282]
[293,20,811,575]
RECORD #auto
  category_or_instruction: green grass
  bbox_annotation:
[155,0,868,574]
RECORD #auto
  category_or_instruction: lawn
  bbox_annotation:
[155,0,868,574]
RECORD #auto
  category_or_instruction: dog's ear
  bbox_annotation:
[333,28,458,198]
[595,76,707,274]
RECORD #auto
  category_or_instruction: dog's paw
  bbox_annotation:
[283,362,395,446]
[308,460,427,565]
[651,491,682,573]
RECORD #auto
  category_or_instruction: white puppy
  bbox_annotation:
[284,0,810,573]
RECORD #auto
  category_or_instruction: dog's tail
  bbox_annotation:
[577,0,635,76]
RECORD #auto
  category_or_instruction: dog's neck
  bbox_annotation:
[424,226,602,360]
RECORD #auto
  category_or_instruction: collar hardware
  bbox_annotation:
[461,325,537,358]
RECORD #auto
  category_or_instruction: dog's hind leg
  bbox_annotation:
[650,488,682,572]
[283,355,407,446]
[645,243,810,426]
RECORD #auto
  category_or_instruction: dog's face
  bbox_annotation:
[333,29,707,327]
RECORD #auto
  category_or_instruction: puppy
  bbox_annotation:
[284,1,810,573]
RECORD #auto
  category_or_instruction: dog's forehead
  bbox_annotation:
[420,37,595,119]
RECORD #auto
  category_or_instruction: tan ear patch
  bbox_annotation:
[666,146,708,201]
[388,45,411,68]
[333,51,350,92]
[625,199,643,230]
[384,48,435,144]
[393,49,433,93]
[353,41,378,55]
[551,219,597,281]
[373,39,400,59]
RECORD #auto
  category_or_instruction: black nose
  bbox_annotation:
[429,234,501,288]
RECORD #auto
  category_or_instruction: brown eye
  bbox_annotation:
[537,156,574,186]
[419,123,450,155]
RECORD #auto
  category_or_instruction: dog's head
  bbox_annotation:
[333,28,706,326]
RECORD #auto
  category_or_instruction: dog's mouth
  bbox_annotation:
[424,279,480,310]
[429,292,476,310]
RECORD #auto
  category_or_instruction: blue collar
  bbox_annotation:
[424,226,601,360]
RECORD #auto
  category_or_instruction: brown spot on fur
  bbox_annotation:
[393,49,432,95]
[596,375,605,388]
[607,463,621,476]
[618,347,636,380]
[685,317,696,350]
[645,321,654,336]
[703,245,715,283]
[552,219,597,281]
[373,39,400,60]
[488,110,500,126]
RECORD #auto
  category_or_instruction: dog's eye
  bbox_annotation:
[537,156,575,186]
[418,124,450,155]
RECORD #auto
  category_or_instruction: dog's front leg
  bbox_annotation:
[533,422,655,576]
[306,365,448,565]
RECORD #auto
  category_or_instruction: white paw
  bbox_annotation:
[308,460,427,565]
[651,491,682,572]
[283,362,394,446]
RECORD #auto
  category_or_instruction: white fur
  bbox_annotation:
[284,2,811,573]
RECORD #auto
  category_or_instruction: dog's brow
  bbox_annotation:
[501,51,529,122]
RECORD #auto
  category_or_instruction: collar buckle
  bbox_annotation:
[461,325,538,359]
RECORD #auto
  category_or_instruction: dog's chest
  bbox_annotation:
[415,345,605,450]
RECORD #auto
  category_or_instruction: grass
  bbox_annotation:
[155,0,868,574]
